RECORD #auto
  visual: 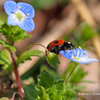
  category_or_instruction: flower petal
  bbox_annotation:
[7,14,18,26]
[73,48,89,58]
[81,49,89,58]
[4,0,17,15]
[17,2,35,18]
[77,58,99,64]
[60,48,99,64]
[18,18,35,32]
[78,48,84,57]
[73,49,77,56]
[59,50,72,60]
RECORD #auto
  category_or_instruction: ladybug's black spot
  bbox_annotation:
[54,41,59,44]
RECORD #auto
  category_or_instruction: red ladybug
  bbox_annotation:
[47,39,76,55]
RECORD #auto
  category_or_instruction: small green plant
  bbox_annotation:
[24,70,77,100]
[0,0,99,100]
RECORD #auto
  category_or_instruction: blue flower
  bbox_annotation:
[59,47,99,64]
[4,0,35,32]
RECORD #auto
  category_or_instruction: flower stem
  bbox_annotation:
[10,92,23,100]
[10,50,24,98]
[9,26,12,45]
[65,63,77,83]
[18,43,48,60]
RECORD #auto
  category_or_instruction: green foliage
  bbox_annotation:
[35,86,50,100]
[59,0,69,5]
[75,85,86,92]
[40,64,93,92]
[0,23,32,43]
[0,50,13,72]
[63,22,98,48]
[0,23,10,41]
[80,23,97,40]
[30,0,56,10]
[0,97,9,100]
[17,50,44,64]
[30,0,70,10]
[24,70,77,100]
[48,81,77,100]
[0,39,16,52]
[63,63,87,83]
[40,65,61,80]
[11,26,32,42]
[71,22,98,48]
[24,85,38,100]
[46,52,60,69]
[38,70,55,89]
[80,80,94,83]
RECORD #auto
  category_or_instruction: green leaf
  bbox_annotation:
[48,81,77,100]
[40,65,61,80]
[24,84,38,100]
[0,97,9,100]
[75,86,86,92]
[0,24,32,43]
[35,86,42,98]
[0,39,16,52]
[17,50,44,64]
[38,70,55,89]
[46,52,60,69]
[40,86,50,100]
[0,50,13,72]
[35,86,50,100]
[11,26,32,42]
[79,80,94,83]
[0,23,10,41]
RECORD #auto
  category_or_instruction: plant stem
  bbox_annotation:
[9,26,12,45]
[18,43,48,60]
[65,63,77,83]
[10,50,24,98]
[10,92,23,100]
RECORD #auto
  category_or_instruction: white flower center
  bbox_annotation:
[72,56,79,60]
[15,9,26,21]
[71,51,86,61]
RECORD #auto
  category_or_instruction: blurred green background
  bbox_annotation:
[0,0,100,100]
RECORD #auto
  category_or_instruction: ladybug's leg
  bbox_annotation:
[55,46,60,55]
[64,46,68,54]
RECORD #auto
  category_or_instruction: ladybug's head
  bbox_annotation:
[65,42,76,49]
[69,42,76,49]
